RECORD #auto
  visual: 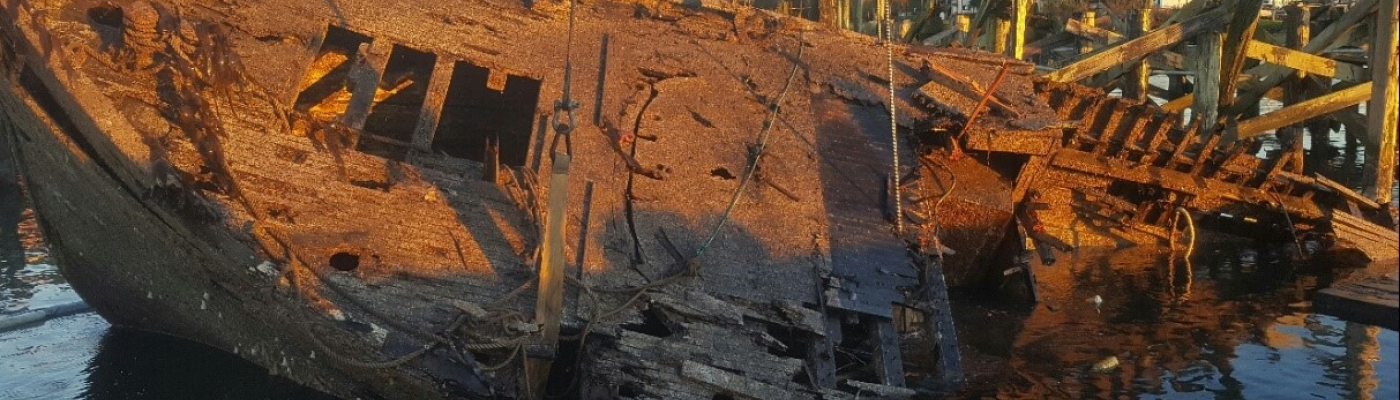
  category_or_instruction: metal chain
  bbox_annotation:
[884,0,902,235]
[551,0,580,156]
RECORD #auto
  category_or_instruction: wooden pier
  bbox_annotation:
[788,0,1398,206]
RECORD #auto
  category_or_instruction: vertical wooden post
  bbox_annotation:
[1194,28,1223,136]
[1366,0,1398,203]
[1124,1,1153,101]
[526,153,571,400]
[955,13,970,45]
[855,0,866,32]
[1080,10,1097,56]
[1279,3,1310,148]
[820,0,841,26]
[994,18,1010,55]
[1010,0,1030,59]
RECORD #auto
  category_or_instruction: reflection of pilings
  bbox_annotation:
[1342,322,1379,400]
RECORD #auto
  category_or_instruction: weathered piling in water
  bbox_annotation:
[1122,1,1152,102]
[1365,0,1398,203]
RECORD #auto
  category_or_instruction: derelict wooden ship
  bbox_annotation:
[1,0,1395,399]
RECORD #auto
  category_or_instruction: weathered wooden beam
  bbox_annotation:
[954,13,970,45]
[1218,0,1263,108]
[1277,4,1311,155]
[1366,0,1398,203]
[994,18,1010,55]
[1195,28,1224,135]
[1064,19,1187,70]
[1052,148,1325,219]
[341,42,390,130]
[920,261,964,389]
[526,152,571,400]
[1235,83,1372,139]
[410,57,455,150]
[1045,5,1233,83]
[1162,93,1192,113]
[1123,2,1153,101]
[1026,30,1075,60]
[1079,11,1096,56]
[1245,40,1365,81]
[866,316,906,387]
[819,0,843,27]
[1231,0,1379,115]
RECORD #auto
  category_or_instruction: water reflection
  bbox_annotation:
[80,327,337,400]
[962,244,1398,400]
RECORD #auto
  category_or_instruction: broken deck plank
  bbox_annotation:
[1314,258,1398,331]
[1049,148,1324,219]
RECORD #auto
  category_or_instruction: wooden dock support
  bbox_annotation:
[1079,11,1095,56]
[1278,3,1310,148]
[955,14,970,45]
[1010,0,1030,59]
[526,153,571,400]
[1218,0,1263,109]
[1123,1,1153,101]
[1193,28,1223,135]
[994,18,1010,55]
[1366,0,1398,203]
[1236,83,1372,139]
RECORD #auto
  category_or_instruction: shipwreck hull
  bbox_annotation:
[0,1,992,399]
[3,0,1395,399]
[0,58,458,399]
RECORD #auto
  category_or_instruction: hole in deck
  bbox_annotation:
[432,62,540,167]
[712,394,736,400]
[293,25,372,119]
[358,44,437,160]
[710,167,736,180]
[328,252,361,272]
[618,307,673,338]
[763,322,807,359]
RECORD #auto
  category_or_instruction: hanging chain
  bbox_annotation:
[884,0,902,235]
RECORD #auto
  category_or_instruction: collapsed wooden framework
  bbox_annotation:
[779,0,1397,205]
[964,0,1395,205]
